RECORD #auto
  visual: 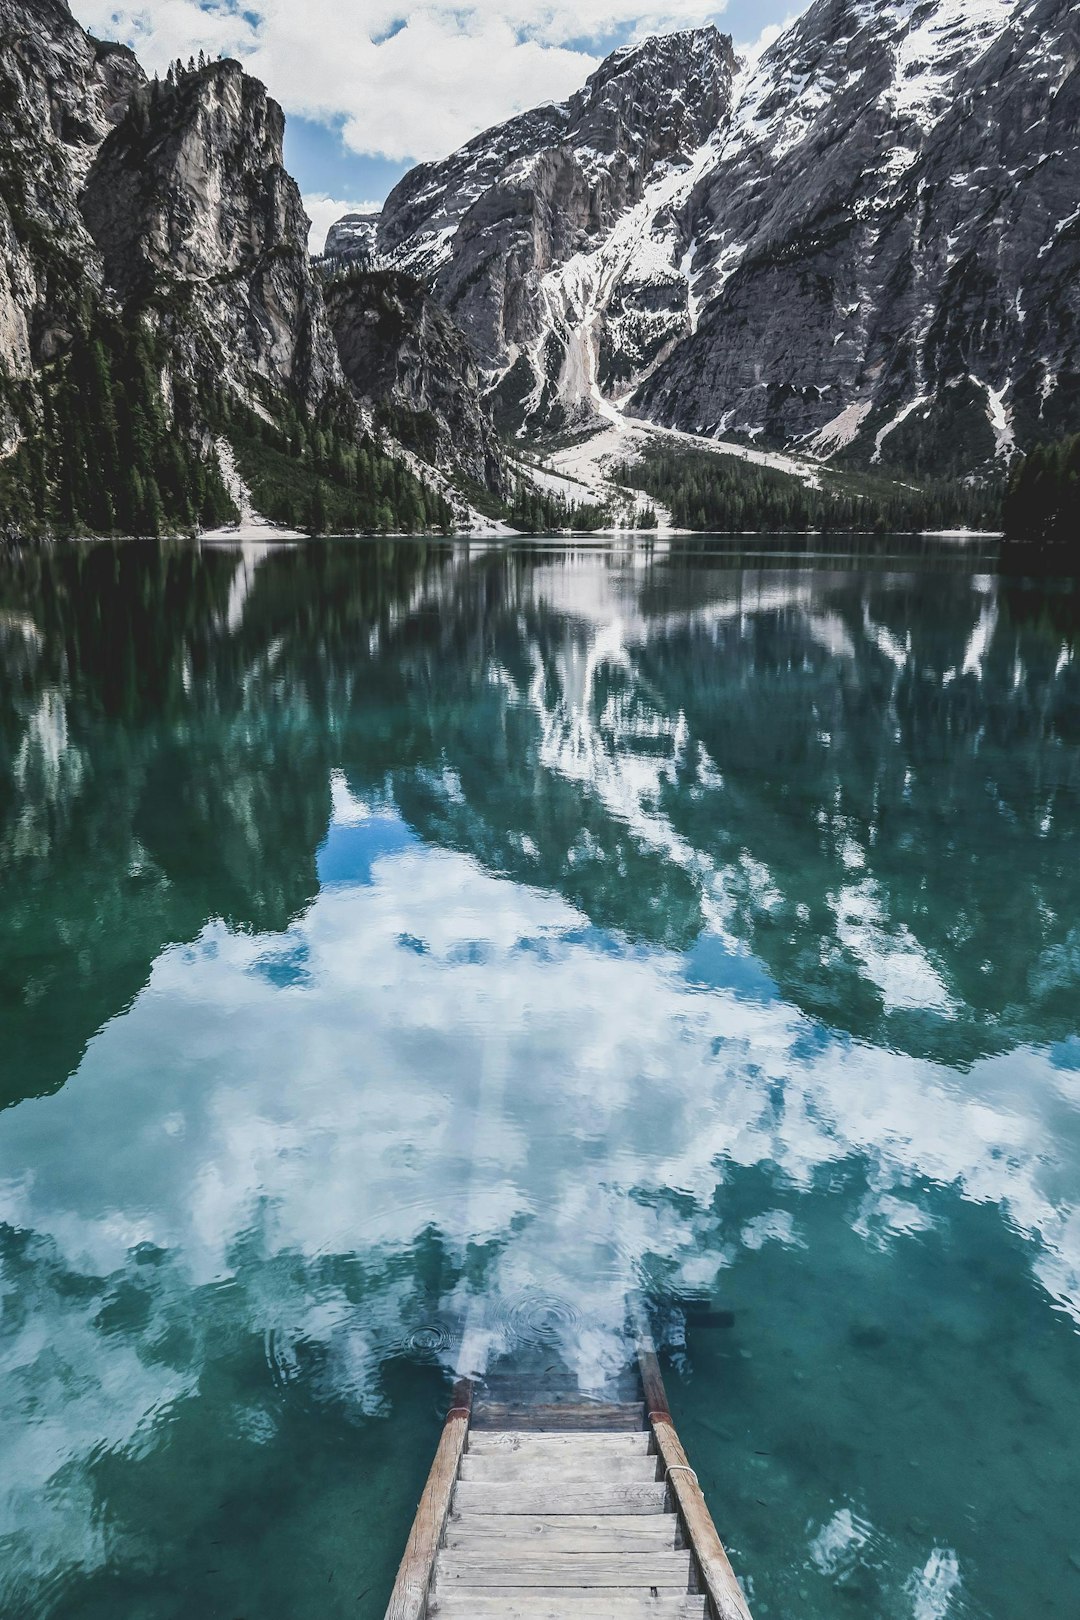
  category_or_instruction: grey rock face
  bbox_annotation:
[324,269,506,495]
[324,212,381,263]
[1,4,343,433]
[0,0,144,382]
[634,0,1080,471]
[81,60,341,414]
[342,1,1078,471]
[1,0,507,515]
[375,27,735,432]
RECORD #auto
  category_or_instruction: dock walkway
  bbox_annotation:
[384,1334,753,1620]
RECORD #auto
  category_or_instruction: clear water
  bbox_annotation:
[1,536,1079,1620]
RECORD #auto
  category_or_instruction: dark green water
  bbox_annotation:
[1,536,1079,1620]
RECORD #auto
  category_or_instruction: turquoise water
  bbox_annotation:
[1,537,1079,1619]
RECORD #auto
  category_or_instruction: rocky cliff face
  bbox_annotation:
[82,59,341,415]
[0,0,142,393]
[1,1,511,530]
[0,1,340,455]
[344,0,1079,472]
[374,27,735,433]
[635,0,1080,472]
[324,212,381,264]
[323,268,507,495]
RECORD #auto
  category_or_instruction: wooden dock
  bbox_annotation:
[384,1331,753,1620]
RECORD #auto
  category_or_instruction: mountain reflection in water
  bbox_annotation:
[0,537,1078,1620]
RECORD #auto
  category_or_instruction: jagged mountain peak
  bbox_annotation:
[579,23,729,94]
[341,0,1076,471]
[80,48,342,413]
[635,0,1079,465]
[374,26,735,275]
[324,210,381,261]
[83,59,304,296]
[733,0,1016,154]
[361,26,737,433]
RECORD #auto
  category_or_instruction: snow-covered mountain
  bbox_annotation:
[358,27,736,436]
[331,0,1080,474]
[639,0,1080,473]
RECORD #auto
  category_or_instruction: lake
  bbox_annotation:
[1,535,1078,1620]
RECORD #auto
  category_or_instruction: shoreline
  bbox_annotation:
[11,525,1006,545]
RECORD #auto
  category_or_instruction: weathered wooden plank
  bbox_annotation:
[652,1417,753,1620]
[441,1530,677,1556]
[471,1401,645,1431]
[459,1452,659,1483]
[480,1373,639,1393]
[446,1513,679,1546]
[467,1430,652,1455]
[638,1334,670,1423]
[453,1481,670,1516]
[384,1388,471,1620]
[430,1594,708,1619]
[635,1319,754,1620]
[434,1550,693,1588]
[479,1376,642,1404]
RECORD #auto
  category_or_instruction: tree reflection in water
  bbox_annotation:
[0,537,1078,1620]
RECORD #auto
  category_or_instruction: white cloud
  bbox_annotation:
[735,15,791,70]
[302,193,382,254]
[73,1,737,165]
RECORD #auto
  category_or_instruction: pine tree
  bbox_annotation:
[307,484,329,536]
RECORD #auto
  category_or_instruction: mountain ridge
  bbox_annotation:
[329,0,1079,477]
[0,0,508,537]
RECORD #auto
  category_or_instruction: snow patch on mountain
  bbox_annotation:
[888,0,1013,127]
[327,0,1080,475]
[520,131,728,424]
[809,400,874,454]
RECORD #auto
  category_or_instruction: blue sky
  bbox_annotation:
[77,2,802,247]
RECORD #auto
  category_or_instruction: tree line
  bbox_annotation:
[1,310,237,538]
[163,54,220,81]
[0,308,461,540]
[215,392,456,535]
[1003,435,1079,549]
[614,448,1002,534]
[507,479,609,533]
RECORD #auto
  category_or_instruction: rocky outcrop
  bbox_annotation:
[81,59,341,414]
[340,1,1080,473]
[1,2,508,531]
[0,0,143,386]
[375,27,735,432]
[324,268,507,495]
[634,0,1080,473]
[324,211,381,264]
[1,5,341,438]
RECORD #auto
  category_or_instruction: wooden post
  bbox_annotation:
[635,1314,754,1620]
[384,1380,472,1620]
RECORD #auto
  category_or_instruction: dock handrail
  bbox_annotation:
[383,1377,472,1620]
[635,1312,755,1620]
